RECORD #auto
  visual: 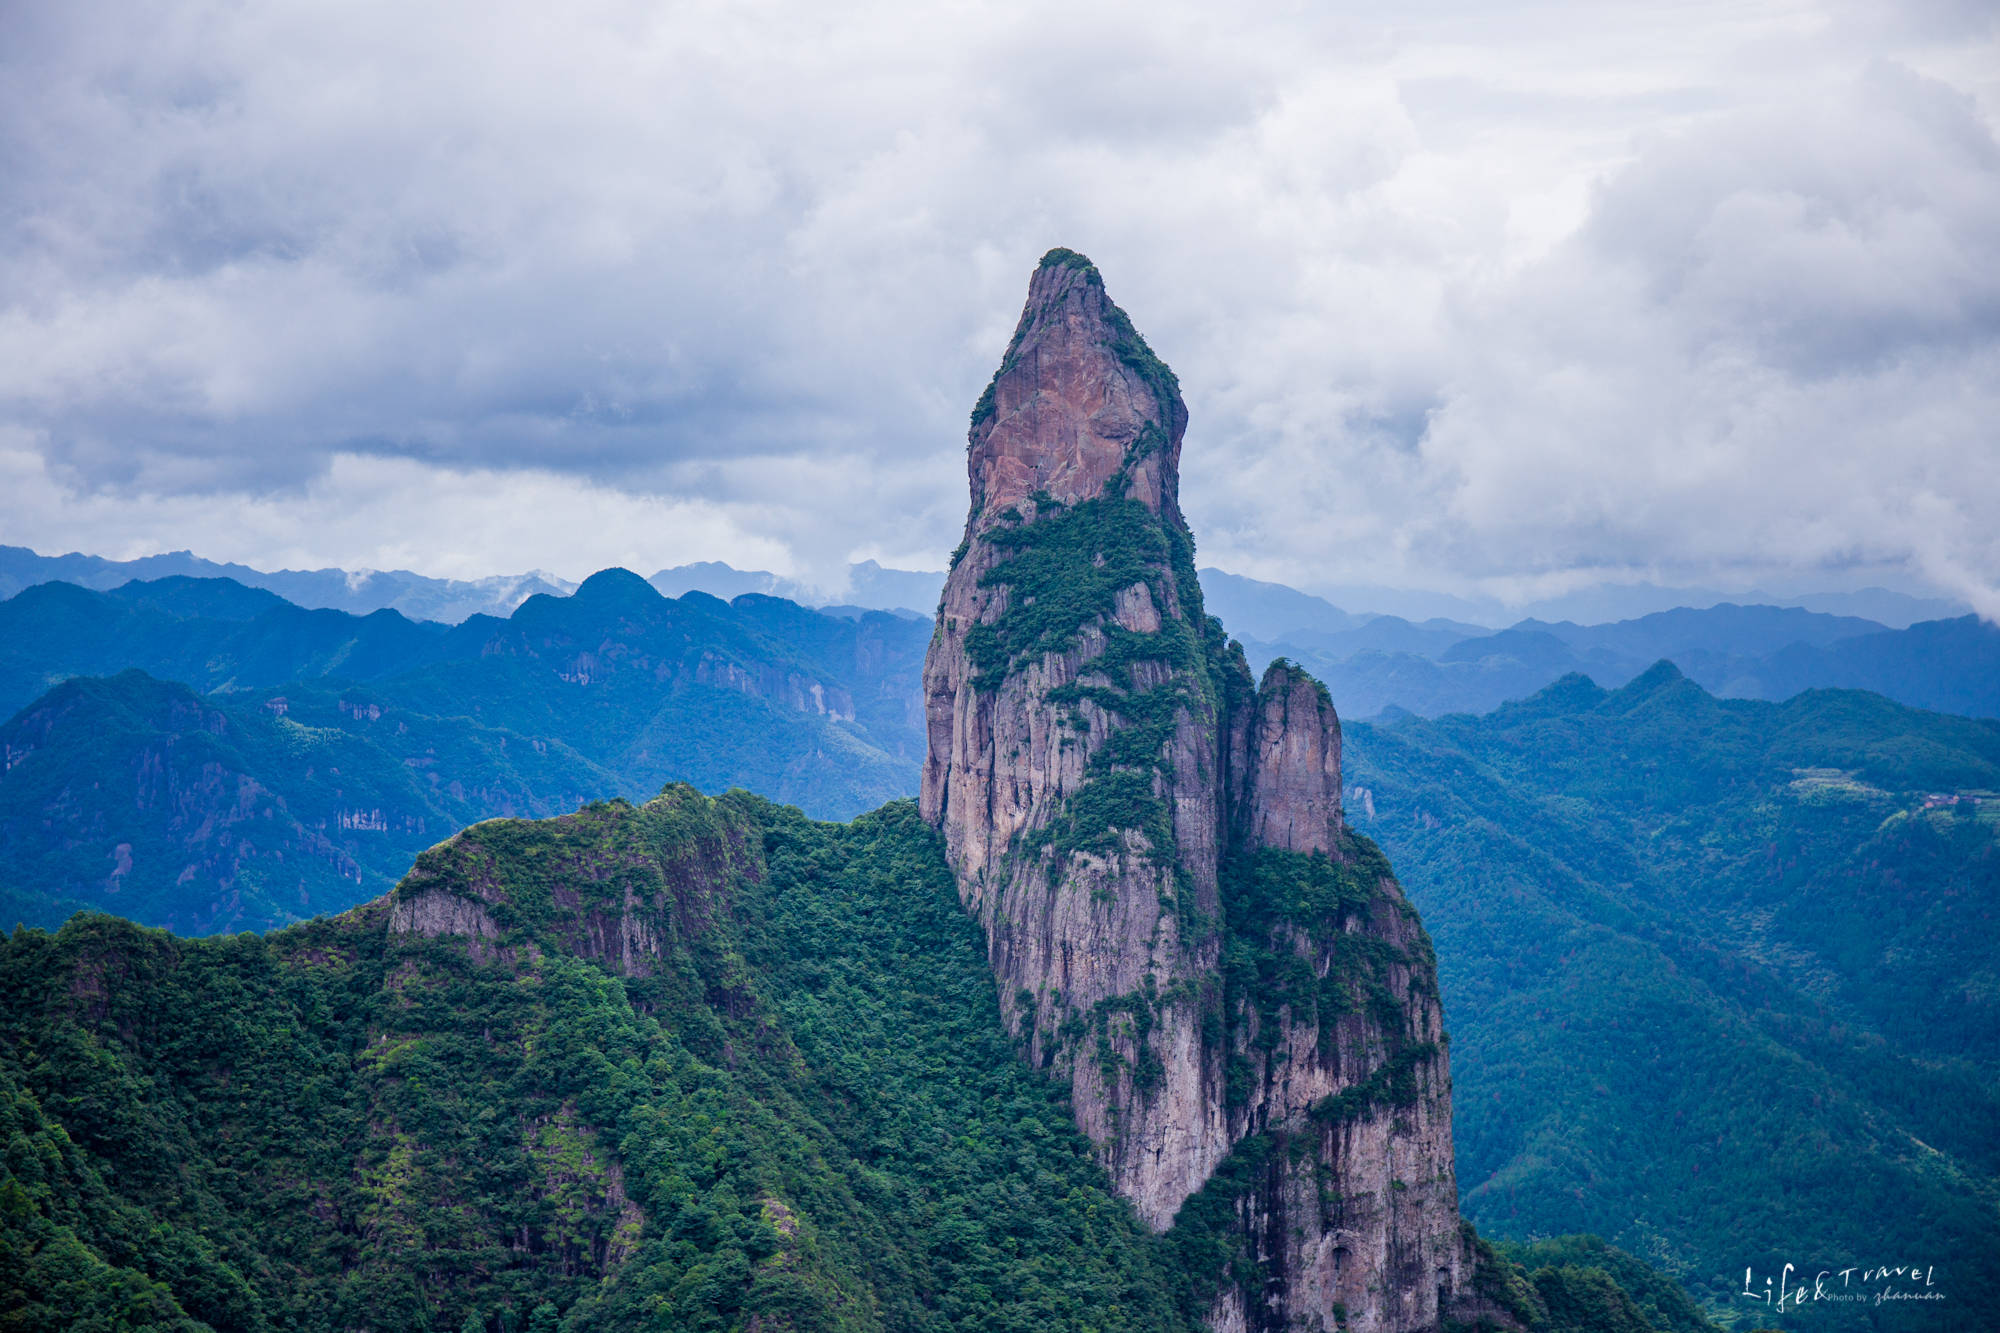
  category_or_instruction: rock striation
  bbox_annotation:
[921,250,1505,1331]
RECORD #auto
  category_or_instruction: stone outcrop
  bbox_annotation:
[389,886,509,964]
[1238,661,1343,855]
[921,250,1503,1332]
[386,784,754,979]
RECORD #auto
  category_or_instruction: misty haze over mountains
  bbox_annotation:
[5,544,1990,725]
[3,540,1971,625]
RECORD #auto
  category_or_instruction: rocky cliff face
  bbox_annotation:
[921,250,1496,1332]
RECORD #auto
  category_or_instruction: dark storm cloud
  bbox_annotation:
[0,0,1994,610]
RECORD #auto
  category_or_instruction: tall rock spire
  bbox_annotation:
[922,250,1502,1332]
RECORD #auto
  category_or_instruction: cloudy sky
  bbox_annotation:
[3,0,1996,615]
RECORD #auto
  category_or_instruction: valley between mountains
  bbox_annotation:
[3,253,1994,1332]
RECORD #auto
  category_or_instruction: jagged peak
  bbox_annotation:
[1037,245,1100,274]
[1259,656,1335,709]
[1628,657,1686,685]
[921,251,1485,1331]
[1616,658,1691,699]
[1508,670,1611,718]
[964,251,1187,523]
[1595,658,1706,719]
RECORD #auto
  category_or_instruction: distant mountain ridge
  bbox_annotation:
[645,561,2000,724]
[649,557,943,616]
[10,546,1986,722]
[4,560,1996,935]
[0,576,457,717]
[1195,567,1969,631]
[11,542,1968,634]
[0,544,949,623]
[0,544,576,624]
[1226,592,2000,722]
[0,570,934,932]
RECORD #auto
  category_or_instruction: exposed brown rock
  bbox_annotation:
[921,249,1505,1332]
[922,251,1233,1228]
[388,886,507,964]
[967,252,1187,524]
[1243,661,1344,855]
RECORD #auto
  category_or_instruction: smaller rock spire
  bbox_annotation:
[1238,660,1343,855]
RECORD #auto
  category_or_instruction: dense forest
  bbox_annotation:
[1348,665,2000,1324]
[0,788,1702,1331]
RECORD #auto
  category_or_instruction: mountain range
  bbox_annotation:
[0,545,947,625]
[13,544,1987,726]
[9,540,1968,634]
[1207,571,2000,723]
[646,564,1971,634]
[3,251,1995,1330]
[1345,666,2000,1319]
[8,574,1989,1325]
[0,249,1725,1333]
[0,544,579,625]
[0,570,932,934]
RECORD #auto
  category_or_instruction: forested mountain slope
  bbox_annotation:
[0,788,1695,1332]
[0,572,932,931]
[0,671,617,935]
[1345,665,2000,1323]
[0,569,930,754]
[0,577,452,716]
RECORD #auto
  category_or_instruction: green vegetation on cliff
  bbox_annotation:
[1215,838,1427,1101]
[966,496,1188,684]
[965,482,1217,887]
[964,445,1231,883]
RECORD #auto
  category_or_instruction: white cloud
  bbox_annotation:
[0,433,795,583]
[1400,59,2000,615]
[0,0,1995,614]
